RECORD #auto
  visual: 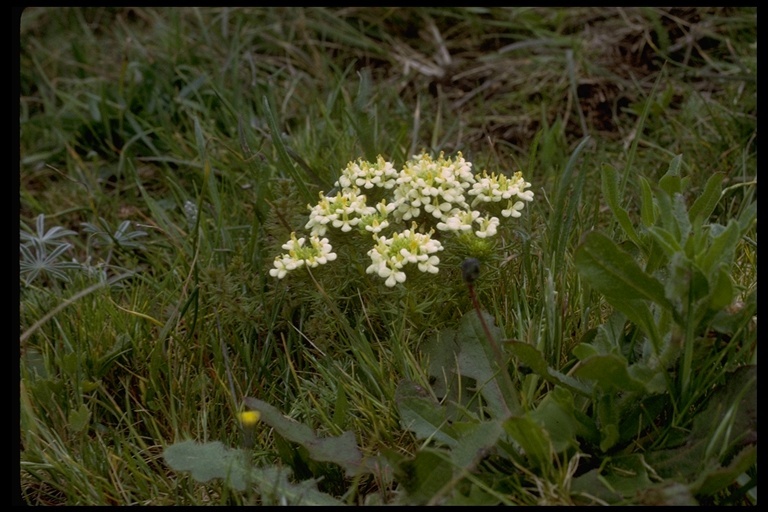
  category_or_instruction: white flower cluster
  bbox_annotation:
[366,223,443,287]
[268,232,337,279]
[270,152,533,286]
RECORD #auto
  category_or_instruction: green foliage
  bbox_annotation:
[20,214,80,286]
[20,6,755,506]
[163,440,344,505]
[242,397,365,478]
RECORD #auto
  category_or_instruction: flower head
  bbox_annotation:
[270,153,533,287]
[269,232,337,279]
[238,410,261,428]
[337,155,399,191]
[365,223,444,286]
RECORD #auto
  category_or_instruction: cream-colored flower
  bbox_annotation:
[365,224,444,286]
[474,215,500,238]
[269,232,337,279]
[436,209,479,232]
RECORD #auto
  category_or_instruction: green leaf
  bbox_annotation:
[243,397,364,477]
[691,446,756,497]
[549,136,591,269]
[572,454,679,505]
[664,252,709,308]
[604,297,664,355]
[688,172,724,224]
[163,440,249,491]
[502,415,552,472]
[572,354,646,393]
[424,311,521,418]
[163,441,346,505]
[450,420,505,468]
[659,154,683,196]
[646,226,682,258]
[397,448,454,505]
[699,219,739,277]
[251,465,346,506]
[707,265,734,311]
[600,163,640,245]
[639,176,657,227]
[635,482,698,506]
[67,404,91,433]
[528,388,580,453]
[671,193,692,247]
[395,392,458,448]
[575,231,673,310]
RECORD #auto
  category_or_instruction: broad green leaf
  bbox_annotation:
[635,482,698,506]
[450,419,505,468]
[691,446,756,498]
[605,297,664,355]
[655,188,677,239]
[163,440,249,491]
[397,448,454,505]
[688,172,724,224]
[572,454,686,505]
[572,354,646,393]
[572,312,628,360]
[67,404,91,433]
[647,226,682,257]
[251,465,346,506]
[502,415,552,471]
[671,192,692,247]
[575,231,672,310]
[164,441,345,505]
[626,364,667,394]
[425,311,521,417]
[571,342,598,360]
[396,394,458,448]
[707,265,734,311]
[659,154,683,196]
[664,253,709,308]
[699,219,739,277]
[528,389,580,453]
[243,397,364,477]
[454,311,519,416]
[444,483,502,506]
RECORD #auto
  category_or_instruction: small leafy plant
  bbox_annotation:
[20,214,80,286]
[20,213,149,288]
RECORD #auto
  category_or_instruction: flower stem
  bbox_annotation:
[462,258,520,416]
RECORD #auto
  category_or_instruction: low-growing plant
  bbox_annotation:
[163,149,755,505]
[20,6,756,506]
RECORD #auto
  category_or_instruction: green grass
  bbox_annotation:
[19,7,756,505]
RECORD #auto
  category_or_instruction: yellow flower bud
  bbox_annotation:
[238,410,261,427]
